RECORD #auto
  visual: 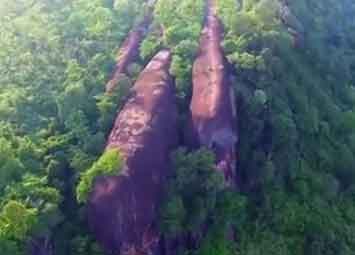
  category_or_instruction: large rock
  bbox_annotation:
[89,50,178,255]
[189,0,238,187]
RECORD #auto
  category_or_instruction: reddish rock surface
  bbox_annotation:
[106,16,151,93]
[89,50,178,255]
[189,0,238,187]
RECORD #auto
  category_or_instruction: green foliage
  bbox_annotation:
[159,195,186,237]
[3,175,63,236]
[141,0,204,102]
[160,148,225,236]
[0,138,25,191]
[114,0,149,28]
[0,0,143,252]
[216,0,355,254]
[96,75,132,133]
[0,200,37,240]
[71,235,105,255]
[76,148,123,203]
[160,148,247,253]
[1,0,355,254]
[196,228,236,255]
[140,34,162,60]
[0,239,22,255]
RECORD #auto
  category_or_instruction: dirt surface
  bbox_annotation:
[89,50,178,255]
[189,0,238,187]
[106,16,151,93]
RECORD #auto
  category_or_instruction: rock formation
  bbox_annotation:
[106,16,152,93]
[89,49,178,255]
[189,0,238,187]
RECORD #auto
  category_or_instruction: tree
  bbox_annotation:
[0,138,24,191]
[0,200,37,241]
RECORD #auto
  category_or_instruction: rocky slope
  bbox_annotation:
[89,50,178,255]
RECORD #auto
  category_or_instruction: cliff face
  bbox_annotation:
[88,50,178,255]
[106,15,152,93]
[189,0,237,187]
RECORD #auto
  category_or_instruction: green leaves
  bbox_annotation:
[169,54,192,99]
[216,0,355,254]
[1,174,63,238]
[160,149,222,234]
[154,0,203,44]
[140,34,162,60]
[160,195,186,237]
[71,235,105,255]
[114,0,148,29]
[171,148,224,195]
[96,75,132,133]
[0,138,25,192]
[160,148,248,253]
[76,148,123,203]
[227,52,266,71]
[141,0,204,102]
[0,0,142,251]
[154,0,179,28]
[196,229,236,255]
[86,7,114,37]
[0,200,38,240]
[1,0,355,254]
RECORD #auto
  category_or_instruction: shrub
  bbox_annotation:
[76,148,123,203]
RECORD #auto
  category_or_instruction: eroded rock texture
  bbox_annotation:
[106,16,152,93]
[189,0,237,187]
[89,50,178,255]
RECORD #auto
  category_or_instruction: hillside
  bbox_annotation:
[1,0,355,254]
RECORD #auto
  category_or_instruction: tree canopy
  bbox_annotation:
[1,0,355,254]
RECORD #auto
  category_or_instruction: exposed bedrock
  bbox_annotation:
[88,50,178,255]
[106,15,152,93]
[188,0,238,187]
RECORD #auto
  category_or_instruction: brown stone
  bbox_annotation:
[89,50,178,255]
[189,0,238,187]
[106,15,152,93]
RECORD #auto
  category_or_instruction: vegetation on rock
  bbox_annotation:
[76,148,123,203]
[0,0,355,254]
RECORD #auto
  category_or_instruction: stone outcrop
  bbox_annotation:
[106,16,152,93]
[188,0,238,187]
[89,50,178,255]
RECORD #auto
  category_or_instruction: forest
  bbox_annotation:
[1,0,355,254]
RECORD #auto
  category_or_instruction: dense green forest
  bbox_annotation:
[1,0,355,254]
